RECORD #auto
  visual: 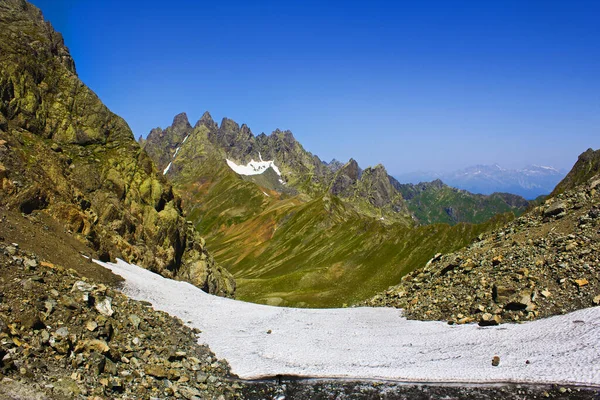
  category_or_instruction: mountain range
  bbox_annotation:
[142,112,526,306]
[1,1,600,397]
[396,164,567,199]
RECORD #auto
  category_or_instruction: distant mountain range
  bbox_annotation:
[395,164,567,199]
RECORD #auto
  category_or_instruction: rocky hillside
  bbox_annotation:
[0,241,242,399]
[393,178,529,225]
[367,149,600,325]
[551,148,600,196]
[0,0,234,296]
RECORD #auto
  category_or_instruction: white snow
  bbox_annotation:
[226,157,282,177]
[173,147,180,158]
[162,162,172,175]
[182,135,189,144]
[262,191,270,197]
[98,258,600,386]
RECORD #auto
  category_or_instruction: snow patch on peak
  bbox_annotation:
[226,157,282,177]
[163,162,172,175]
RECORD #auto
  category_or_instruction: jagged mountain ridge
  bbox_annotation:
[396,163,566,199]
[145,112,413,223]
[144,112,528,225]
[0,0,234,296]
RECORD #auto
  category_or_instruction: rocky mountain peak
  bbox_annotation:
[172,112,192,130]
[240,123,253,140]
[220,117,240,132]
[196,110,217,129]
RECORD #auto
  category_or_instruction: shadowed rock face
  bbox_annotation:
[0,0,234,296]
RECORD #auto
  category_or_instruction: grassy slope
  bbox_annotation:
[178,167,513,307]
[406,188,526,225]
[153,125,516,307]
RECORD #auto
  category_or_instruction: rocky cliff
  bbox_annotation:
[0,0,234,296]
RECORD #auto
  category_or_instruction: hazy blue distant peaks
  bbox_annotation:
[395,164,567,199]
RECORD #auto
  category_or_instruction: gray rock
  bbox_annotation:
[544,201,566,217]
[128,314,141,329]
[95,297,114,317]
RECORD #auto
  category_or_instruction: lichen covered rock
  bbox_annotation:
[0,0,234,297]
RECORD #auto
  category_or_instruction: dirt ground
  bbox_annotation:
[0,209,122,285]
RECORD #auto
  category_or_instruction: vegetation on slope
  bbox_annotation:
[395,179,528,225]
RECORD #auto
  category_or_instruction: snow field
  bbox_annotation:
[98,259,600,386]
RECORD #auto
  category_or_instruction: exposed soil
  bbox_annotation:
[0,209,121,286]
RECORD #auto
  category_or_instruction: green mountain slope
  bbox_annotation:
[142,113,522,307]
[393,179,529,225]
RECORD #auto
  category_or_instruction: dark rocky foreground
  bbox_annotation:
[240,378,600,400]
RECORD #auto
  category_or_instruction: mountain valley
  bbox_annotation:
[0,0,599,398]
[143,113,524,306]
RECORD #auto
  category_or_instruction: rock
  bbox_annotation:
[541,290,551,298]
[53,378,81,397]
[128,314,141,329]
[478,313,499,326]
[180,386,203,399]
[50,143,62,153]
[492,285,516,303]
[491,256,503,266]
[492,356,500,366]
[144,365,168,378]
[86,320,98,331]
[95,297,114,317]
[565,242,578,251]
[72,281,95,293]
[23,258,38,268]
[55,327,69,339]
[21,313,45,330]
[593,295,600,305]
[574,278,589,287]
[544,201,566,217]
[104,357,118,375]
[78,339,110,354]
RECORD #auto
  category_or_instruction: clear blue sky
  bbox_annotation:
[30,0,599,175]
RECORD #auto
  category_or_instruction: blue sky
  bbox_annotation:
[31,0,599,175]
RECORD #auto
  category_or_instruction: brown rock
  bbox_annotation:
[492,285,516,303]
[21,313,45,330]
[575,279,589,287]
[144,365,169,378]
[492,356,500,366]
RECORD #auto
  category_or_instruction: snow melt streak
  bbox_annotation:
[98,259,600,385]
